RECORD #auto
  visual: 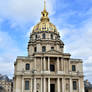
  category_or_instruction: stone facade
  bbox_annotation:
[14,2,84,92]
[0,75,13,92]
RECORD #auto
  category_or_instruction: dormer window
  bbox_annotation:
[42,33,46,39]
[35,34,37,39]
[51,34,53,39]
[43,14,45,16]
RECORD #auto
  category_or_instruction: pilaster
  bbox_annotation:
[34,78,36,92]
[44,57,46,71]
[48,78,50,92]
[48,57,50,71]
[57,78,60,92]
[70,78,72,92]
[44,78,46,92]
[57,57,60,71]
[62,78,65,92]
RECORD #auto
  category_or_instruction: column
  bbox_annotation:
[16,76,22,92]
[48,57,50,71]
[60,58,62,71]
[44,57,46,71]
[22,77,24,92]
[57,57,60,71]
[34,78,36,92]
[34,57,36,70]
[48,78,50,92]
[41,57,43,72]
[79,79,80,92]
[61,58,63,71]
[57,78,60,92]
[62,59,64,71]
[69,60,71,73]
[82,79,85,92]
[41,78,42,92]
[63,60,65,72]
[31,78,32,92]
[44,78,46,92]
[82,78,85,92]
[62,78,65,92]
[70,78,72,92]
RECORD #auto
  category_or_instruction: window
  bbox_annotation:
[42,33,46,39]
[25,81,29,90]
[35,34,37,39]
[34,47,37,52]
[60,45,63,48]
[26,64,30,70]
[51,34,53,39]
[42,46,46,52]
[73,81,77,90]
[50,64,55,72]
[72,65,76,71]
[51,47,54,50]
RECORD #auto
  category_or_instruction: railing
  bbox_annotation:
[69,71,83,76]
[15,70,83,76]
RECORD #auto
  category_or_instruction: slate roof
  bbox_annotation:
[0,74,11,82]
[84,80,92,89]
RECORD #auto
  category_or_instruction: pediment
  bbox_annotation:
[46,50,62,55]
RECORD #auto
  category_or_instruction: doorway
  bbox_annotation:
[50,84,55,92]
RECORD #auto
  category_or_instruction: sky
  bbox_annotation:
[0,0,92,82]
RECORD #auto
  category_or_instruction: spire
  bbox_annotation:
[40,0,49,21]
[44,0,46,10]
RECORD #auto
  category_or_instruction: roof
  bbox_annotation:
[84,80,92,89]
[0,74,12,82]
[32,3,58,34]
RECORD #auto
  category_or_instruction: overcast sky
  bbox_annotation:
[0,0,92,82]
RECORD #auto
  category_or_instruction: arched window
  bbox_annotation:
[42,46,46,52]
[35,34,37,39]
[42,33,46,39]
[26,64,30,70]
[51,34,53,39]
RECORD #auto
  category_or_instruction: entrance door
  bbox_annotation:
[50,84,55,92]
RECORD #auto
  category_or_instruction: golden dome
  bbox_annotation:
[32,0,58,34]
